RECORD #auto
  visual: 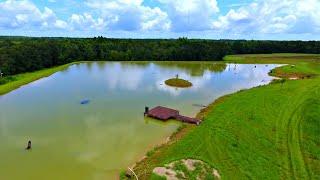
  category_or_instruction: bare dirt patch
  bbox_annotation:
[152,159,221,180]
[153,167,178,180]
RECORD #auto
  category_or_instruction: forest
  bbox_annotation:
[0,36,319,76]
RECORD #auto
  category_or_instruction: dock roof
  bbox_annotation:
[147,106,179,120]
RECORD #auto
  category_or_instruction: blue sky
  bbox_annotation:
[0,0,319,40]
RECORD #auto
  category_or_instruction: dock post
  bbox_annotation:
[144,106,149,116]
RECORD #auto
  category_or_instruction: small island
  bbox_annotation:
[165,75,192,88]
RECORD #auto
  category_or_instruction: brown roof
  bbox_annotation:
[147,106,179,120]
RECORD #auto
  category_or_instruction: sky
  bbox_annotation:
[0,0,319,40]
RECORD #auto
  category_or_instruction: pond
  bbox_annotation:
[0,62,278,179]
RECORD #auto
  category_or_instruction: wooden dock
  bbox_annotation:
[145,106,201,125]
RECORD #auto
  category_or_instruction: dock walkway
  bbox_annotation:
[145,106,201,125]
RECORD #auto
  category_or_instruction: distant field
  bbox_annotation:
[133,54,320,179]
[224,53,320,64]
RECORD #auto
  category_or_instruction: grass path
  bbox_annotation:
[132,54,320,179]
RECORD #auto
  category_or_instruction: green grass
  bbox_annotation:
[0,62,77,95]
[133,54,320,179]
[150,173,167,180]
[224,53,320,64]
[165,78,193,88]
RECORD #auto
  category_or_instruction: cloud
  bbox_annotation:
[212,0,320,34]
[54,19,68,29]
[0,0,319,38]
[0,0,67,30]
[69,13,105,30]
[158,0,219,32]
[84,0,170,31]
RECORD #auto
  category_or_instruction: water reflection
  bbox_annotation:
[154,62,227,76]
[77,62,251,95]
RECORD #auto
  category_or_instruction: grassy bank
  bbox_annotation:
[132,54,320,179]
[0,62,77,95]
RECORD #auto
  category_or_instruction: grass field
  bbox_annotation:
[132,54,320,179]
[0,62,78,95]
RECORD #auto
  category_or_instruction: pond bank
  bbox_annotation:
[130,54,320,179]
[0,62,83,95]
[2,61,277,179]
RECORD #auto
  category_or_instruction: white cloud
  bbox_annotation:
[84,0,170,31]
[158,0,219,31]
[69,13,105,30]
[0,0,67,29]
[141,7,170,31]
[0,0,319,37]
[212,0,320,34]
[54,19,68,29]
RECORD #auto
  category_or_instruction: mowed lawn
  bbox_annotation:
[133,54,320,179]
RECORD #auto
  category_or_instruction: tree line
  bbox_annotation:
[0,36,319,76]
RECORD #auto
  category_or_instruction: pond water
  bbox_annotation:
[0,62,278,179]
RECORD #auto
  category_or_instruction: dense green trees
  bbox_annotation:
[0,36,319,76]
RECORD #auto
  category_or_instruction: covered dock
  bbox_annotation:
[145,106,201,125]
